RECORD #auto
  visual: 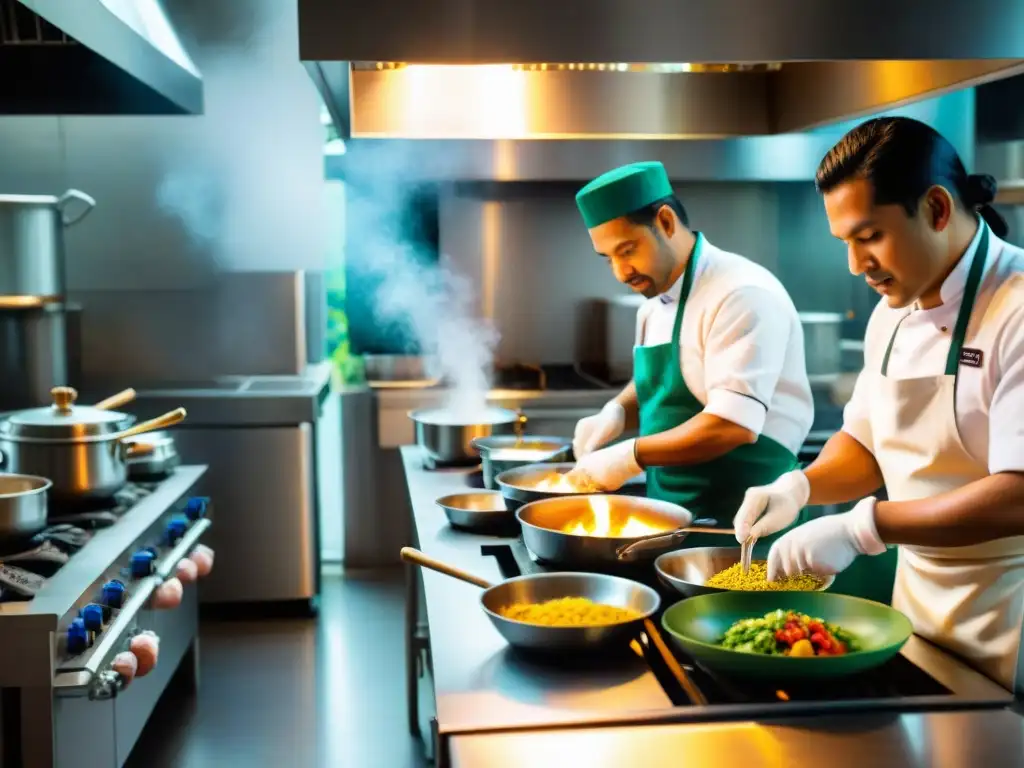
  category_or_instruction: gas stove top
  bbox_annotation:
[478,540,1005,712]
[0,484,160,603]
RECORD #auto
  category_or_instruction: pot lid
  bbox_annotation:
[1,387,130,439]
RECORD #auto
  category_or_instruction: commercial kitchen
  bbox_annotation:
[3,1,1024,767]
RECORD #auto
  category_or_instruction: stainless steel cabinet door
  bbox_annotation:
[173,426,317,603]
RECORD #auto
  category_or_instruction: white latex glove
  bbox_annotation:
[767,497,887,582]
[566,439,641,492]
[572,402,626,458]
[732,470,811,543]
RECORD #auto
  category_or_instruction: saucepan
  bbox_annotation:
[0,473,52,538]
[409,406,525,465]
[495,462,646,512]
[471,434,572,490]
[0,386,186,502]
[400,547,660,654]
[516,494,734,566]
[655,546,835,598]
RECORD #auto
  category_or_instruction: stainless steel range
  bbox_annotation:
[0,465,212,768]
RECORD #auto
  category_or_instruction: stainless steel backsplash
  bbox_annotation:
[439,181,871,366]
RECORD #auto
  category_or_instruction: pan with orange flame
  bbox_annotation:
[516,494,732,566]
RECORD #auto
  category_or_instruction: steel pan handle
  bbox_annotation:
[615,519,733,562]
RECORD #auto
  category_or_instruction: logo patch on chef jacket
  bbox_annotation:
[960,348,984,368]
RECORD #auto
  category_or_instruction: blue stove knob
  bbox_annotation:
[81,603,104,632]
[67,618,89,655]
[101,580,126,609]
[165,515,189,544]
[130,550,156,578]
[185,497,209,521]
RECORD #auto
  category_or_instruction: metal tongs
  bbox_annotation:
[741,533,758,575]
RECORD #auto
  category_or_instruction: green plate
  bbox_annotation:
[661,591,913,682]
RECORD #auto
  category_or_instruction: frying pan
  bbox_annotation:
[495,462,646,512]
[400,547,660,653]
[655,546,835,598]
[516,494,733,566]
[661,591,913,681]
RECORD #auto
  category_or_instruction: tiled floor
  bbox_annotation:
[127,569,427,768]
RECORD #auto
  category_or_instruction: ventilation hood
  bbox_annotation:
[299,0,1024,140]
[0,0,202,115]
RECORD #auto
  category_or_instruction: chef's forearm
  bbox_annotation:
[803,432,885,506]
[613,381,640,429]
[634,413,754,467]
[875,471,1024,547]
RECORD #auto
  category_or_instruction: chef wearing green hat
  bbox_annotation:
[567,161,815,543]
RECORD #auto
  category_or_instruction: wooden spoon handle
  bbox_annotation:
[644,618,708,706]
[94,388,137,411]
[118,408,186,441]
[400,547,493,589]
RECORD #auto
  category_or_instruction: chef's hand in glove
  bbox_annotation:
[767,497,887,581]
[572,402,626,458]
[732,470,810,543]
[566,439,640,492]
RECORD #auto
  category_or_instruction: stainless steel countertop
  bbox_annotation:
[402,446,1013,740]
[448,708,1024,768]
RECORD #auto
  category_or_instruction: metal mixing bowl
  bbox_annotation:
[436,491,517,533]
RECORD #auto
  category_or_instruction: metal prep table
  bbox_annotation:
[399,445,1021,767]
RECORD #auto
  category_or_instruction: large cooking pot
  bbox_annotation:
[409,406,522,465]
[0,386,185,502]
[0,190,96,302]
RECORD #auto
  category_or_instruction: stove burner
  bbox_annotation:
[0,482,160,604]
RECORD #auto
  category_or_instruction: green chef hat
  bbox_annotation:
[575,161,673,228]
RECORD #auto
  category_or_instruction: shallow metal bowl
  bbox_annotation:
[480,572,661,653]
[655,546,835,598]
[435,491,517,533]
[471,435,571,490]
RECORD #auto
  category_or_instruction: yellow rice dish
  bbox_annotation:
[499,597,642,626]
[706,561,824,592]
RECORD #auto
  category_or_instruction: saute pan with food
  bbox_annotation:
[655,546,835,598]
[400,547,660,654]
[661,591,913,682]
[516,494,733,566]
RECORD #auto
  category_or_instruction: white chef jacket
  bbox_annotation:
[843,225,1024,474]
[634,238,814,455]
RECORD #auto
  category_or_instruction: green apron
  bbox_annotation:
[634,233,809,549]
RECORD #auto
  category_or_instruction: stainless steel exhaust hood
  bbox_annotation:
[0,0,203,115]
[299,0,1024,140]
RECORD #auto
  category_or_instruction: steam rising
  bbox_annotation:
[345,156,499,417]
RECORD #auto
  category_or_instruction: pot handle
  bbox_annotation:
[117,408,187,442]
[0,448,5,468]
[57,189,97,227]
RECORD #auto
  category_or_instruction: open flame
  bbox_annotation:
[562,496,666,538]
